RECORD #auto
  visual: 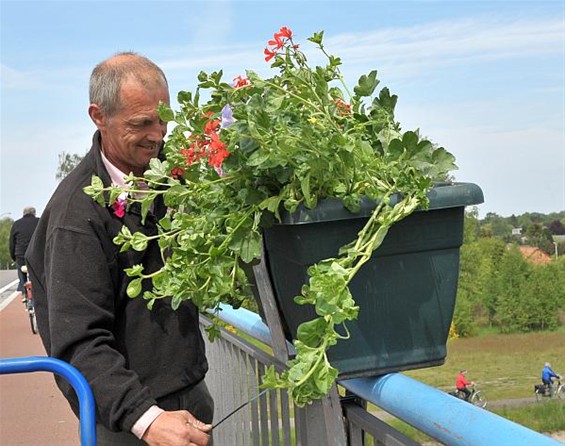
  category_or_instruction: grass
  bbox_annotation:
[404,329,565,400]
[492,400,565,433]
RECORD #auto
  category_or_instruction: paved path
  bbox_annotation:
[0,269,19,310]
[0,287,79,445]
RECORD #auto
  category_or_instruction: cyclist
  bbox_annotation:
[456,369,475,401]
[541,362,560,397]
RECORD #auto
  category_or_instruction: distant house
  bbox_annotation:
[553,235,565,244]
[517,245,552,265]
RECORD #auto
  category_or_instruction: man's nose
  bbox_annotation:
[148,120,168,141]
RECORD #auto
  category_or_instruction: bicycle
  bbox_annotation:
[449,384,487,408]
[20,265,38,335]
[534,378,564,402]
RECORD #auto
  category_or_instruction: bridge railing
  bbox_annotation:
[0,356,96,446]
[202,303,561,446]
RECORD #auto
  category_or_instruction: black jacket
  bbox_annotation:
[9,213,39,263]
[26,131,208,432]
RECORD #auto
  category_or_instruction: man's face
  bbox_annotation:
[96,78,170,176]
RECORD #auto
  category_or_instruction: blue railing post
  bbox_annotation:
[0,356,96,446]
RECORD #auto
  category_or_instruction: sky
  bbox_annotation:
[1,0,564,222]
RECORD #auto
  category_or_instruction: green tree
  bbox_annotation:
[455,215,506,335]
[520,262,563,331]
[482,212,513,238]
[472,237,507,326]
[463,207,481,244]
[524,223,554,255]
[453,288,477,337]
[56,151,84,181]
[0,217,14,269]
[547,219,565,235]
[493,246,532,332]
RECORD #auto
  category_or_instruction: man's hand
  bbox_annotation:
[142,410,212,446]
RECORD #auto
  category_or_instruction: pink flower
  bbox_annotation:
[111,192,128,218]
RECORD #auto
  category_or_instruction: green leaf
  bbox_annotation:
[177,90,192,104]
[296,317,328,347]
[144,158,168,181]
[374,87,397,115]
[157,102,175,122]
[130,232,149,252]
[83,176,106,207]
[237,233,262,263]
[247,149,270,167]
[300,174,313,207]
[127,278,142,298]
[354,70,379,97]
[307,31,324,45]
[125,264,144,277]
[433,147,458,173]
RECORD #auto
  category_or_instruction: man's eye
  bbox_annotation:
[130,120,152,129]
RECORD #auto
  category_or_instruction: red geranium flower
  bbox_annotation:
[332,98,352,116]
[278,26,292,39]
[207,131,230,168]
[204,118,220,135]
[268,33,285,50]
[264,27,294,62]
[171,166,185,179]
[232,75,250,88]
[264,47,276,62]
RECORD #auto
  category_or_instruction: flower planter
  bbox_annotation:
[260,182,484,378]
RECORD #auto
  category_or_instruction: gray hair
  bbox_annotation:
[89,52,168,117]
[23,206,36,216]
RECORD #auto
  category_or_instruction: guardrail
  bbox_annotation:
[0,356,96,446]
[208,303,561,446]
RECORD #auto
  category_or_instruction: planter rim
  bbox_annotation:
[275,182,484,225]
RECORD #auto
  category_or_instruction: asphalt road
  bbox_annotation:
[0,271,79,445]
[0,269,19,309]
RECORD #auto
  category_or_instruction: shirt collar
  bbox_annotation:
[100,149,129,189]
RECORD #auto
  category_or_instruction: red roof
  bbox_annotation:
[518,246,552,265]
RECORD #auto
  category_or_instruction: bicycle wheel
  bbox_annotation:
[535,388,544,402]
[471,391,487,408]
[556,385,565,400]
[28,308,38,335]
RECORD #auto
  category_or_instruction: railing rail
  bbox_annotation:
[204,303,561,446]
[0,356,96,446]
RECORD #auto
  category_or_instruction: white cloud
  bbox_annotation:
[0,64,42,90]
[156,15,564,97]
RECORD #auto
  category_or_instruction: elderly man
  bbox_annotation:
[26,53,213,446]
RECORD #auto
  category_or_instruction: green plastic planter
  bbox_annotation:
[261,182,484,378]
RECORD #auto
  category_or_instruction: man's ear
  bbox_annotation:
[88,104,105,129]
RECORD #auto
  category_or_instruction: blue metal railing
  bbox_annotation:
[0,356,97,446]
[214,303,561,446]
